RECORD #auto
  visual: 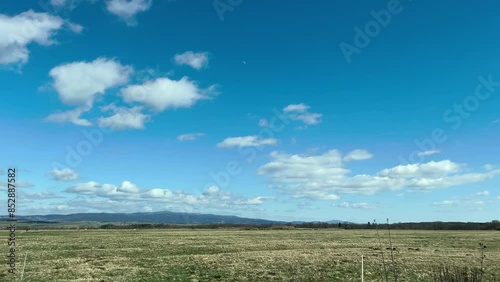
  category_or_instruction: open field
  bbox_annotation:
[2,229,499,281]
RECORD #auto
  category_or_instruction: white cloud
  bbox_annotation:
[336,202,377,209]
[106,0,152,26]
[67,22,83,33]
[48,168,79,181]
[204,185,219,195]
[50,0,67,6]
[238,196,271,205]
[66,181,100,195]
[433,196,486,210]
[49,0,92,12]
[66,182,270,210]
[433,200,457,206]
[49,58,133,106]
[0,180,34,189]
[282,103,322,125]
[174,51,209,70]
[378,160,461,178]
[0,10,66,66]
[283,103,309,113]
[118,181,140,193]
[417,150,441,157]
[177,133,205,142]
[292,113,322,125]
[259,119,269,127]
[217,135,277,148]
[121,77,211,112]
[258,149,500,198]
[292,191,340,201]
[44,107,92,126]
[66,181,140,199]
[484,164,495,171]
[24,191,60,199]
[343,149,373,161]
[476,190,489,196]
[98,106,150,130]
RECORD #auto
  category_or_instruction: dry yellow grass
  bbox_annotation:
[1,229,499,281]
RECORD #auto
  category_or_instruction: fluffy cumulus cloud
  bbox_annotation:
[49,58,133,106]
[106,0,152,26]
[0,10,68,66]
[174,51,209,70]
[44,107,92,126]
[177,133,205,142]
[258,149,500,199]
[98,105,150,130]
[48,168,79,181]
[65,181,270,211]
[217,135,277,148]
[282,103,322,126]
[121,77,212,111]
[66,181,140,198]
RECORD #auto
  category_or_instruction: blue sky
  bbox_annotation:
[1,0,499,223]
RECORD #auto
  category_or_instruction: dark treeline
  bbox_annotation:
[96,220,500,231]
[14,220,500,231]
[345,220,500,231]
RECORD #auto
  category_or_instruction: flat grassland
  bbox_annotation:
[1,229,499,281]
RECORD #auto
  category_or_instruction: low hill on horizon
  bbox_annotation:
[4,210,348,225]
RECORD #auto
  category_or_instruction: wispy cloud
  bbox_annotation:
[48,168,79,181]
[282,103,322,126]
[258,119,269,127]
[23,191,62,199]
[336,202,379,209]
[417,150,441,157]
[217,135,277,148]
[476,190,489,196]
[177,133,205,142]
[44,107,92,126]
[433,200,457,206]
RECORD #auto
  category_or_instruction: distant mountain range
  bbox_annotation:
[5,211,348,225]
